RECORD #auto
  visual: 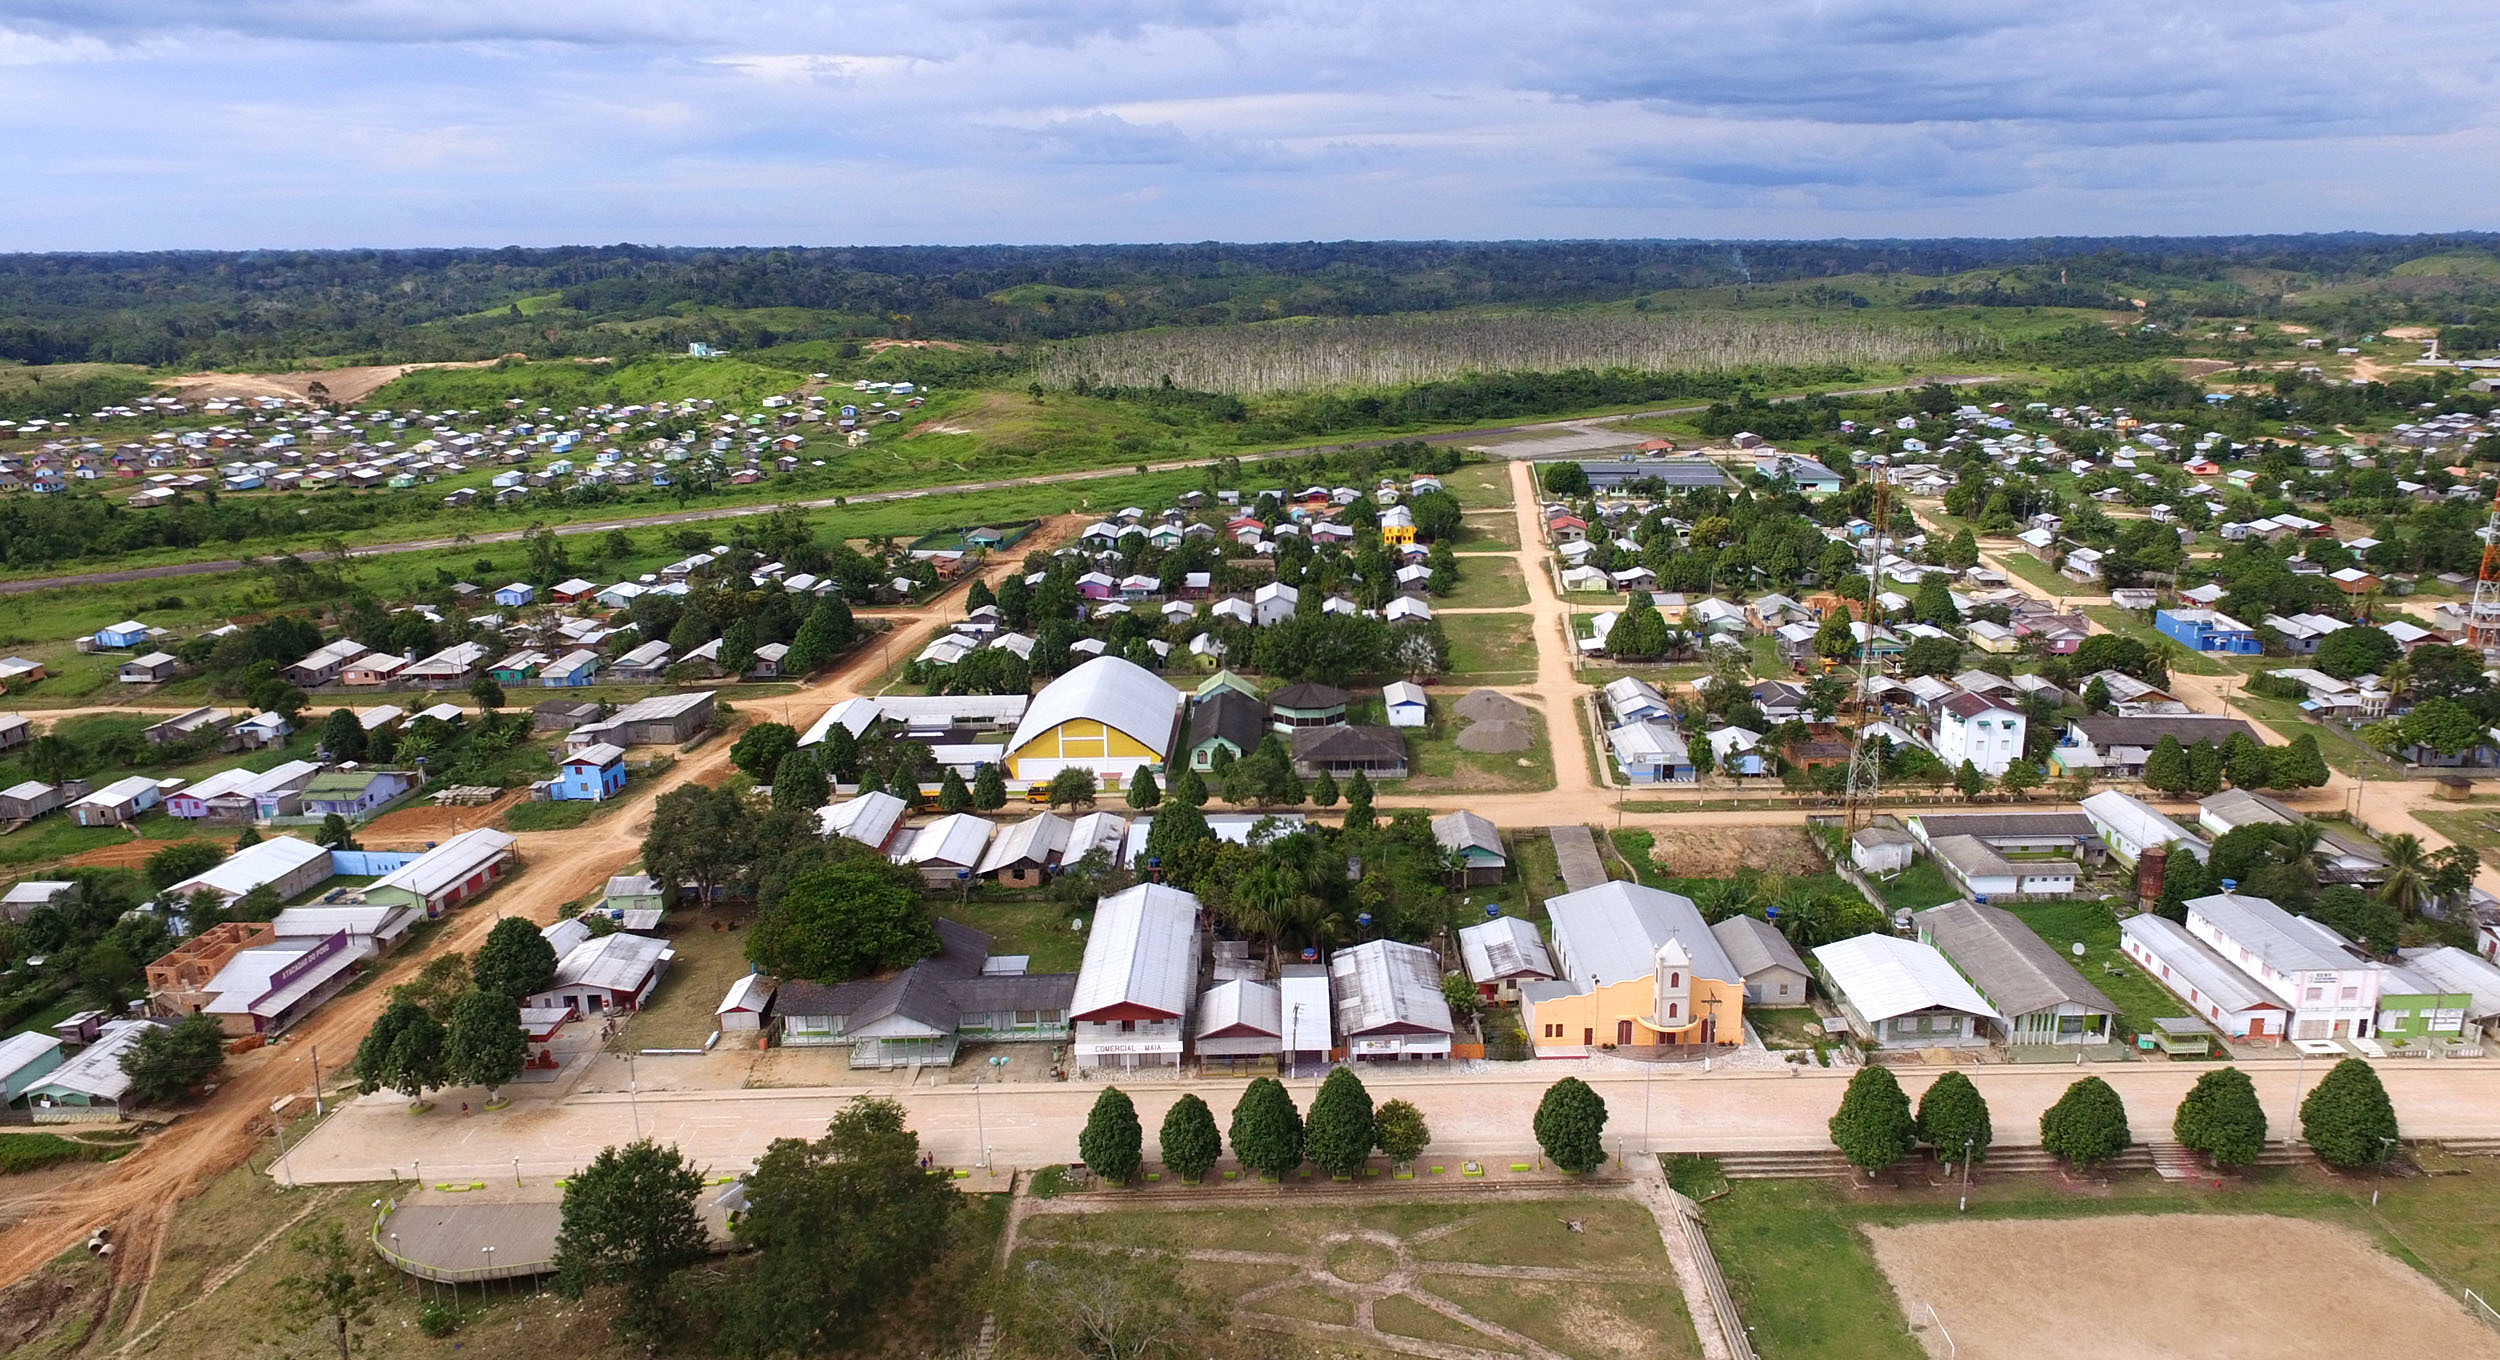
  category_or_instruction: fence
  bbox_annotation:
[1664,1186,1760,1360]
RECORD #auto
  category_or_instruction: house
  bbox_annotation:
[716,975,775,1033]
[1383,681,1429,729]
[1458,915,1557,1003]
[608,641,674,680]
[2369,961,2473,1045]
[1268,682,1350,729]
[1603,677,1673,725]
[2195,789,2385,883]
[1965,619,2020,654]
[1608,721,1692,783]
[1915,901,2114,1044]
[1925,835,2079,900]
[1002,657,1181,789]
[1183,689,1266,772]
[493,582,536,608]
[776,920,1076,1066]
[552,743,628,801]
[70,775,165,826]
[602,874,667,917]
[0,782,66,824]
[1522,881,1744,1055]
[1332,939,1456,1061]
[2081,789,2207,867]
[0,878,76,923]
[94,620,151,650]
[2392,947,2500,1040]
[1195,979,1285,1072]
[341,653,410,686]
[976,812,1072,888]
[403,641,491,687]
[361,827,517,917]
[2053,714,2264,777]
[285,638,370,688]
[1933,692,2026,777]
[1431,810,1507,885]
[569,691,715,748]
[166,835,333,907]
[297,768,416,820]
[488,650,547,684]
[1252,582,1299,626]
[550,577,600,603]
[523,923,674,1017]
[2186,890,2379,1040]
[539,649,601,686]
[819,792,910,852]
[1290,725,1408,779]
[1710,915,1808,1007]
[118,652,179,684]
[18,1019,154,1121]
[890,812,995,888]
[1069,883,1202,1070]
[1810,934,2000,1049]
[0,657,45,687]
[230,711,293,750]
[0,1031,65,1105]
[194,930,368,1036]
[2155,608,2262,655]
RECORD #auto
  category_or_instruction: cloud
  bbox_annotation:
[0,0,2495,248]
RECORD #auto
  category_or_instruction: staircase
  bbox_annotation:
[1717,1149,1855,1179]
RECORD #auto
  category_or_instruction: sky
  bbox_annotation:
[3,1,2498,251]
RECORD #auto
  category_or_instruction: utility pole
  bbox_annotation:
[310,1047,324,1116]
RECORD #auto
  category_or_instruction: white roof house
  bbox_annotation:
[1811,934,2002,1047]
[1195,978,1284,1061]
[21,1018,153,1111]
[818,791,909,850]
[1458,915,1557,994]
[1004,656,1182,783]
[890,813,994,878]
[1070,884,1201,1023]
[2080,789,2207,865]
[526,931,675,1014]
[361,827,517,915]
[166,835,332,906]
[1545,881,1742,990]
[976,812,1071,877]
[1329,938,1455,1060]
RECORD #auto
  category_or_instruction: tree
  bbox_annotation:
[1829,1065,1918,1175]
[1915,1070,1992,1168]
[319,708,367,761]
[1813,603,1857,661]
[2226,740,2273,790]
[1997,760,2043,800]
[732,721,801,784]
[1080,1086,1145,1185]
[390,950,473,1020]
[2082,676,2112,713]
[2311,885,2402,956]
[1373,1099,1431,1167]
[1126,767,1161,811]
[1343,768,1376,830]
[145,839,225,890]
[350,998,447,1105]
[277,1222,385,1360]
[1165,766,1207,809]
[2142,734,2190,794]
[1541,462,1590,496]
[444,988,528,1103]
[554,1139,710,1342]
[117,1012,226,1105]
[749,859,936,981]
[642,784,756,907]
[312,812,360,850]
[2378,833,2432,920]
[2173,1066,2267,1169]
[2157,850,2217,922]
[772,748,828,811]
[2184,738,2223,796]
[1007,1234,1225,1360]
[1159,1093,1222,1183]
[937,767,970,813]
[1140,798,1213,867]
[1955,759,1987,800]
[472,914,558,998]
[1310,769,1339,808]
[1228,1077,1304,1179]
[972,763,1009,811]
[234,824,263,850]
[1047,767,1099,809]
[467,674,504,714]
[2270,732,2330,789]
[2314,625,2400,680]
[2400,696,2484,758]
[2429,845,2482,916]
[720,1096,960,1358]
[1898,635,1963,678]
[1303,1066,1377,1178]
[1533,1076,1608,1174]
[2300,1058,2398,1169]
[2039,1076,2130,1170]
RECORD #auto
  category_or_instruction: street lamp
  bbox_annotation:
[481,1245,495,1291]
[512,1156,521,1188]
[617,1052,641,1140]
[2285,1046,2309,1150]
[1959,1135,1974,1213]
[2372,1136,2400,1207]
[972,1079,988,1171]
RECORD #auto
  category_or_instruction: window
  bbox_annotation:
[1667,1003,1678,1019]
[1891,1018,1919,1036]
[2305,987,2323,1002]
[1669,972,1680,988]
[1119,1020,1136,1034]
[1016,1010,1041,1026]
[2340,986,2359,1003]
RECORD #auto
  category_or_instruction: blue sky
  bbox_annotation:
[3,2,2497,250]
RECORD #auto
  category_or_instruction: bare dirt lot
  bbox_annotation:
[1640,825,1825,878]
[358,789,527,844]
[1867,1214,2500,1360]
[161,360,517,406]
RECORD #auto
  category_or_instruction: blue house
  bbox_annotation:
[552,742,627,802]
[493,582,536,608]
[539,649,601,687]
[2155,608,2262,655]
[94,620,150,649]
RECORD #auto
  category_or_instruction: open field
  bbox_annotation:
[1439,555,1529,609]
[1400,705,1556,795]
[1444,462,1517,509]
[1451,512,1522,552]
[1441,613,1539,683]
[2413,805,2500,855]
[607,898,758,1050]
[2000,899,2198,1043]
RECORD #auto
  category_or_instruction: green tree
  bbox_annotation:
[937,767,970,813]
[2378,833,2433,920]
[749,859,936,981]
[1307,768,1340,809]
[1813,602,1857,661]
[1006,1234,1226,1360]
[1533,1076,1609,1174]
[312,812,360,850]
[319,708,367,761]
[972,763,1009,811]
[389,951,473,1020]
[2314,625,2399,680]
[1141,798,1213,867]
[2269,732,2330,789]
[1126,767,1161,811]
[1228,1077,1304,1179]
[2173,1066,2267,1169]
[145,839,226,891]
[554,1139,711,1342]
[1047,767,1099,809]
[443,988,528,1103]
[472,914,559,999]
[1997,760,2043,800]
[350,998,447,1105]
[1165,765,1207,809]
[116,1012,226,1105]
[1343,768,1376,831]
[732,721,801,784]
[2226,740,2273,790]
[772,748,828,811]
[2039,1076,2131,1170]
[1080,1086,1146,1185]
[719,1096,960,1358]
[2142,735,2190,795]
[1303,1067,1377,1178]
[1829,1065,1918,1175]
[1541,462,1590,496]
[2300,1058,2399,1169]
[234,824,263,850]
[1373,1099,1431,1167]
[2184,739,2223,796]
[1158,1093,1222,1183]
[2157,850,2217,923]
[2399,696,2484,757]
[467,674,504,714]
[1915,1070,1992,1168]
[277,1222,386,1360]
[1955,759,1987,800]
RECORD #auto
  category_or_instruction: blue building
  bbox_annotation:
[552,743,627,801]
[2155,608,2262,655]
[94,620,150,649]
[539,649,601,687]
[493,582,536,608]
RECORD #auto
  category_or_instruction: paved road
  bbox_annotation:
[277,1053,2500,1186]
[0,376,2000,597]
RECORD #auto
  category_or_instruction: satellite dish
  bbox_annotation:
[2071,942,2086,959]
[1070,918,1084,932]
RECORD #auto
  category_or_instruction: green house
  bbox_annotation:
[1195,669,1262,702]
[2375,964,2473,1044]
[1185,690,1266,772]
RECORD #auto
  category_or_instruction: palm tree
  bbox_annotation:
[2274,821,2327,880]
[2379,833,2431,921]
[1689,878,1752,924]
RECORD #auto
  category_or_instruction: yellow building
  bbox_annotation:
[1002,656,1183,791]
[1379,504,1417,546]
[1520,882,1744,1055]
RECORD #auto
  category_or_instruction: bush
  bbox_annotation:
[2040,1076,2131,1170]
[1026,1165,1073,1199]
[2174,1066,2267,1169]
[1829,1066,1917,1174]
[2301,1058,2399,1169]
[417,1303,461,1337]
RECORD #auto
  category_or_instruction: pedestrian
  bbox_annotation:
[460,1102,470,1116]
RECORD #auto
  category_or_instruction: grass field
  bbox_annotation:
[2413,804,2500,855]
[1443,461,1516,509]
[1999,898,2196,1044]
[1450,511,1521,552]
[945,896,1089,974]
[606,899,757,1050]
[2079,605,2227,675]
[1398,708,1556,795]
[1861,857,1960,913]
[1436,555,1529,609]
[1441,612,1539,683]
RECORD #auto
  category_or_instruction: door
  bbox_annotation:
[2247,1017,2265,1037]
[1616,1020,1634,1046]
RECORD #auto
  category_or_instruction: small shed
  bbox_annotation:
[717,974,775,1032]
[1383,681,1429,729]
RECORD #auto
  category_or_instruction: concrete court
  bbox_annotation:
[277,1056,2500,1187]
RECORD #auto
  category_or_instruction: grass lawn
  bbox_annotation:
[0,1130,137,1174]
[500,794,643,832]
[1440,613,1538,683]
[2412,804,2500,855]
[1997,549,2075,598]
[1436,554,1529,609]
[2079,605,2228,675]
[1445,461,1517,509]
[945,896,1089,974]
[608,900,757,1050]
[0,817,147,870]
[1396,711,1555,795]
[1999,899,2188,1043]
[1862,858,1960,913]
[1450,512,1521,553]
[1745,1007,1835,1051]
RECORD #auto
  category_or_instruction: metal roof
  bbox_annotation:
[1329,939,1454,1037]
[1545,880,1740,987]
[366,828,515,900]
[2395,947,2500,1021]
[819,792,907,848]
[1431,810,1504,860]
[1069,883,1200,1021]
[1008,657,1181,758]
[893,813,994,870]
[2186,892,2360,976]
[1458,915,1554,983]
[1915,901,2114,1016]
[1710,914,1805,981]
[1811,934,2002,1025]
[549,931,673,994]
[1196,979,1284,1039]
[978,812,1071,874]
[1911,811,2095,842]
[2120,914,2278,1015]
[168,835,330,902]
[27,1019,151,1102]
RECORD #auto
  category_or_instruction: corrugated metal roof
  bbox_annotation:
[2121,914,2276,1015]
[1280,965,1331,1049]
[550,931,673,993]
[893,813,993,870]
[1196,979,1283,1038]
[1710,914,1805,981]
[819,792,906,848]
[1458,916,1552,983]
[1432,810,1504,860]
[978,812,1069,874]
[168,835,329,901]
[1008,657,1181,758]
[1330,939,1454,1037]
[1546,881,1740,987]
[1069,883,1199,1020]
[1811,934,2001,1025]
[2186,892,2358,976]
[1915,901,2114,1016]
[2395,947,2500,1020]
[367,828,515,900]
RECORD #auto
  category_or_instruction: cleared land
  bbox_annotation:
[1868,1215,2500,1360]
